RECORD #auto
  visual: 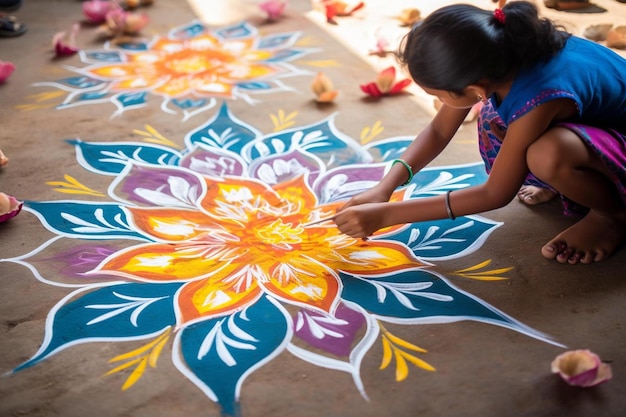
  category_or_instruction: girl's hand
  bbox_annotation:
[333,202,389,239]
[340,186,393,211]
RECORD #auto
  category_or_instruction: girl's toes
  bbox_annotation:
[568,251,583,265]
[541,243,558,259]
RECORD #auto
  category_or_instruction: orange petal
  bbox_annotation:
[262,259,341,313]
[178,273,263,323]
[94,242,237,281]
[317,239,425,275]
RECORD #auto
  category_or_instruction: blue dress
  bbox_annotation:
[477,35,626,216]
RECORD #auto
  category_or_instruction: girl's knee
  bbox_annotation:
[526,127,579,181]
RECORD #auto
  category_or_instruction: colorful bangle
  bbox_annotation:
[392,159,413,186]
[445,190,456,220]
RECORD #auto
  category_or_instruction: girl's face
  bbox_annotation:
[421,86,480,109]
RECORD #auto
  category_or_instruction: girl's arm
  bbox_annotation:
[334,99,568,238]
[342,104,470,206]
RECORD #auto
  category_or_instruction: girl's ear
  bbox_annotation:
[465,84,487,101]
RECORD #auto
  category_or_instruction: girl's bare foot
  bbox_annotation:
[541,210,626,264]
[517,185,556,205]
[0,149,8,166]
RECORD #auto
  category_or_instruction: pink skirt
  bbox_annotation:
[477,100,626,217]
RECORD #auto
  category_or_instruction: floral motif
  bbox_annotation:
[3,104,559,416]
[32,21,315,119]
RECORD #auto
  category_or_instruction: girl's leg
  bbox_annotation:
[526,126,626,264]
[478,100,557,206]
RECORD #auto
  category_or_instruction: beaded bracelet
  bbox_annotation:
[392,159,413,186]
[445,190,456,220]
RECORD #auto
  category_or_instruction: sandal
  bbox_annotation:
[0,15,26,37]
[0,0,22,12]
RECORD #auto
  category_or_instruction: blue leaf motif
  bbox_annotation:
[243,116,372,168]
[25,201,147,241]
[176,296,291,416]
[388,216,502,261]
[340,270,557,345]
[67,139,180,175]
[186,102,261,156]
[364,137,412,162]
[13,282,182,372]
[409,162,488,195]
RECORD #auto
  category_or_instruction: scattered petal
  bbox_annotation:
[606,26,626,50]
[551,349,612,387]
[82,0,113,24]
[360,66,411,98]
[311,72,338,103]
[0,149,8,166]
[396,8,421,27]
[0,60,15,83]
[103,6,149,37]
[0,192,23,223]
[53,23,81,57]
[260,0,287,21]
[315,0,365,24]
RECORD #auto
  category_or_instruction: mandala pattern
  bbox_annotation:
[33,21,316,119]
[3,104,559,416]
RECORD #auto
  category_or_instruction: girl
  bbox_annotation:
[333,1,626,264]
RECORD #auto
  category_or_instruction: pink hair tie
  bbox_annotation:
[494,8,506,24]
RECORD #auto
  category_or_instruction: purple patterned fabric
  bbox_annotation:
[477,100,626,217]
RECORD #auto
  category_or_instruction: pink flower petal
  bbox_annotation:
[360,82,382,97]
[0,193,22,223]
[83,0,112,24]
[389,78,412,95]
[551,349,612,387]
[260,0,287,20]
[0,60,15,83]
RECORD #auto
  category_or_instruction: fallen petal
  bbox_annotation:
[375,66,397,94]
[260,0,287,21]
[311,72,338,102]
[359,82,382,97]
[551,349,612,387]
[53,23,81,57]
[0,60,15,83]
[83,0,112,24]
[388,78,412,95]
[397,8,421,26]
[0,192,23,223]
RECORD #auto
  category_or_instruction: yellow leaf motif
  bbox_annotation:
[16,91,66,111]
[378,323,435,381]
[46,174,105,197]
[270,109,298,131]
[360,121,384,144]
[104,327,171,390]
[133,124,181,148]
[451,259,513,281]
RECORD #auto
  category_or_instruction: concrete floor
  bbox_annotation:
[1,1,625,416]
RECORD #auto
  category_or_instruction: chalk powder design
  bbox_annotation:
[32,21,316,119]
[3,103,561,416]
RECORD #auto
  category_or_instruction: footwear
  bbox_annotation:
[0,15,26,37]
[0,0,21,12]
[555,0,592,10]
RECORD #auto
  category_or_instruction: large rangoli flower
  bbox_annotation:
[33,21,315,119]
[4,104,560,416]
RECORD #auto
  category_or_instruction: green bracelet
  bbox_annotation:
[392,159,413,186]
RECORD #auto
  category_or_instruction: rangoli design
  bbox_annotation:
[31,21,316,119]
[3,103,560,416]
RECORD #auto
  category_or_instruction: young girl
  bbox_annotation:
[333,1,626,265]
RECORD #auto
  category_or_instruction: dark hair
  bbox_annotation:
[399,1,570,93]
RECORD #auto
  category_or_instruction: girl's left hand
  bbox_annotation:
[333,202,388,239]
